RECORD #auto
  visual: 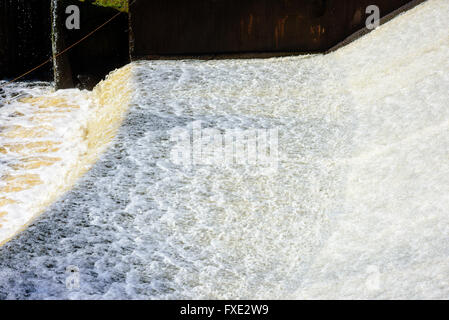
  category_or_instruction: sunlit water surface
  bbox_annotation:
[0,0,448,299]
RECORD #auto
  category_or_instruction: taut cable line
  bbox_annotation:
[0,0,136,89]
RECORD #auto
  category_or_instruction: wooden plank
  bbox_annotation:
[129,0,417,58]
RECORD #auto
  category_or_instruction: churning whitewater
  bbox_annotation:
[0,0,448,299]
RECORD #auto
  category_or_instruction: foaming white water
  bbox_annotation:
[295,0,449,299]
[0,66,132,246]
[0,85,90,245]
[0,0,448,300]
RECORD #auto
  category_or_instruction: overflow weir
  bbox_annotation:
[1,0,448,299]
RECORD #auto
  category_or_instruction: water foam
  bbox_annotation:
[0,0,448,300]
[0,65,132,246]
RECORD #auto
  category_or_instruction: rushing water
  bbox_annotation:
[0,0,448,299]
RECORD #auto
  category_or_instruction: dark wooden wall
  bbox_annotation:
[1,0,424,87]
[130,0,417,58]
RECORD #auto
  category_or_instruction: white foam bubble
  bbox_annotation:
[0,0,448,300]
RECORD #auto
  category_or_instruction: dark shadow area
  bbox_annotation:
[55,1,130,90]
[0,0,52,81]
[0,1,129,89]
